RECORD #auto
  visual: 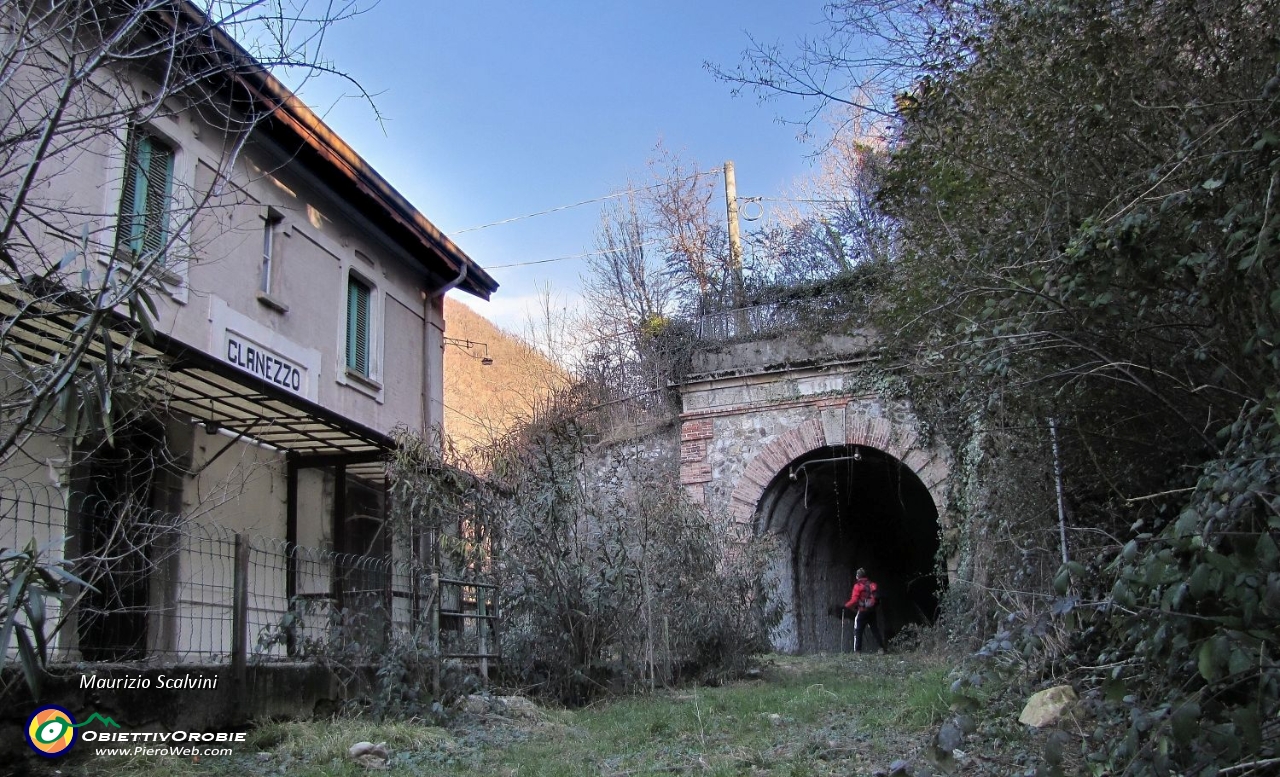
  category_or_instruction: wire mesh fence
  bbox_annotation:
[1,480,499,671]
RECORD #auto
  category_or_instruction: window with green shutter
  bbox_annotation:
[116,129,175,264]
[346,275,371,375]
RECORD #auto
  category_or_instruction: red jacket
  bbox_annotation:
[844,577,878,611]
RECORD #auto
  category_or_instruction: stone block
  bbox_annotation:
[820,408,845,448]
[920,459,949,489]
[902,449,931,472]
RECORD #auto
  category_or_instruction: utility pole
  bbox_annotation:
[724,161,746,329]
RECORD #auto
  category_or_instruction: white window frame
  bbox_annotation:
[255,206,289,313]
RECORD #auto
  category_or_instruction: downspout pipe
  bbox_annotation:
[422,260,471,437]
[434,260,471,299]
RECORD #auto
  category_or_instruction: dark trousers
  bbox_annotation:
[853,606,886,652]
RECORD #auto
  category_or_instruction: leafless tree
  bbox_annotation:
[644,144,728,309]
[705,0,961,142]
[750,108,896,286]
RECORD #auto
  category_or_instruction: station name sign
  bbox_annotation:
[223,331,306,395]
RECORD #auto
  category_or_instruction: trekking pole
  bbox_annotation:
[840,609,845,652]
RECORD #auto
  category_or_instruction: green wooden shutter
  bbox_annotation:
[142,140,174,260]
[116,129,174,263]
[346,277,370,375]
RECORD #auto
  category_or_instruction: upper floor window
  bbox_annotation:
[260,208,284,294]
[116,128,175,264]
[345,274,372,376]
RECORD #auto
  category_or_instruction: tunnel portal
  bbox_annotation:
[757,444,942,653]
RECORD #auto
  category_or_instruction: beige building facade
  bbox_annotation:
[0,2,497,663]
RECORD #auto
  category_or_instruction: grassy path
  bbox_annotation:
[65,653,954,777]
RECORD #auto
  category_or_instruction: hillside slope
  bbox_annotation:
[442,297,566,459]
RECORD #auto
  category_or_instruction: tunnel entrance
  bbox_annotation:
[756,444,942,653]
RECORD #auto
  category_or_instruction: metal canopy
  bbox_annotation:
[0,284,391,481]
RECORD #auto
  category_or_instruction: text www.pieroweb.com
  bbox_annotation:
[94,745,234,757]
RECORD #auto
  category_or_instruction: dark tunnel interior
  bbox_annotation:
[757,444,943,653]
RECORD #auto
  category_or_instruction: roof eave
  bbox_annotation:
[183,4,499,300]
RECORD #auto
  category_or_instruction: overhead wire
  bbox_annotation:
[452,169,723,234]
[752,196,851,204]
[450,170,848,271]
[485,238,670,269]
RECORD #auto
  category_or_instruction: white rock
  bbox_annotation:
[347,741,389,760]
[1018,685,1077,728]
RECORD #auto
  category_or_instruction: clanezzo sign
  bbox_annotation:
[225,333,304,394]
[208,297,320,402]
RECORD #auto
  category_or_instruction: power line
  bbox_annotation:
[751,196,851,204]
[452,169,723,234]
[485,238,670,270]
[747,194,849,203]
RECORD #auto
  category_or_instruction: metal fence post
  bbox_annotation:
[232,533,250,695]
[477,591,488,681]
[430,572,440,698]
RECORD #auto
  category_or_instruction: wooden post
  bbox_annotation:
[724,160,746,329]
[232,533,250,695]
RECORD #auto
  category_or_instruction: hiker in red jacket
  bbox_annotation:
[843,568,887,652]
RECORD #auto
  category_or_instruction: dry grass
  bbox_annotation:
[26,652,959,777]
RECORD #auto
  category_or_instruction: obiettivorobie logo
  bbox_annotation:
[24,705,246,759]
[25,707,121,758]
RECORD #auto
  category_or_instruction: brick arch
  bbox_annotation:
[724,410,949,542]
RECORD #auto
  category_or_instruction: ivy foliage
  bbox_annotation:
[869,0,1280,773]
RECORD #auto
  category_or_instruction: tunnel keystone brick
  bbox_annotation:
[820,408,845,447]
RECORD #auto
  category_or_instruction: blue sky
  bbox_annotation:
[291,1,832,333]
